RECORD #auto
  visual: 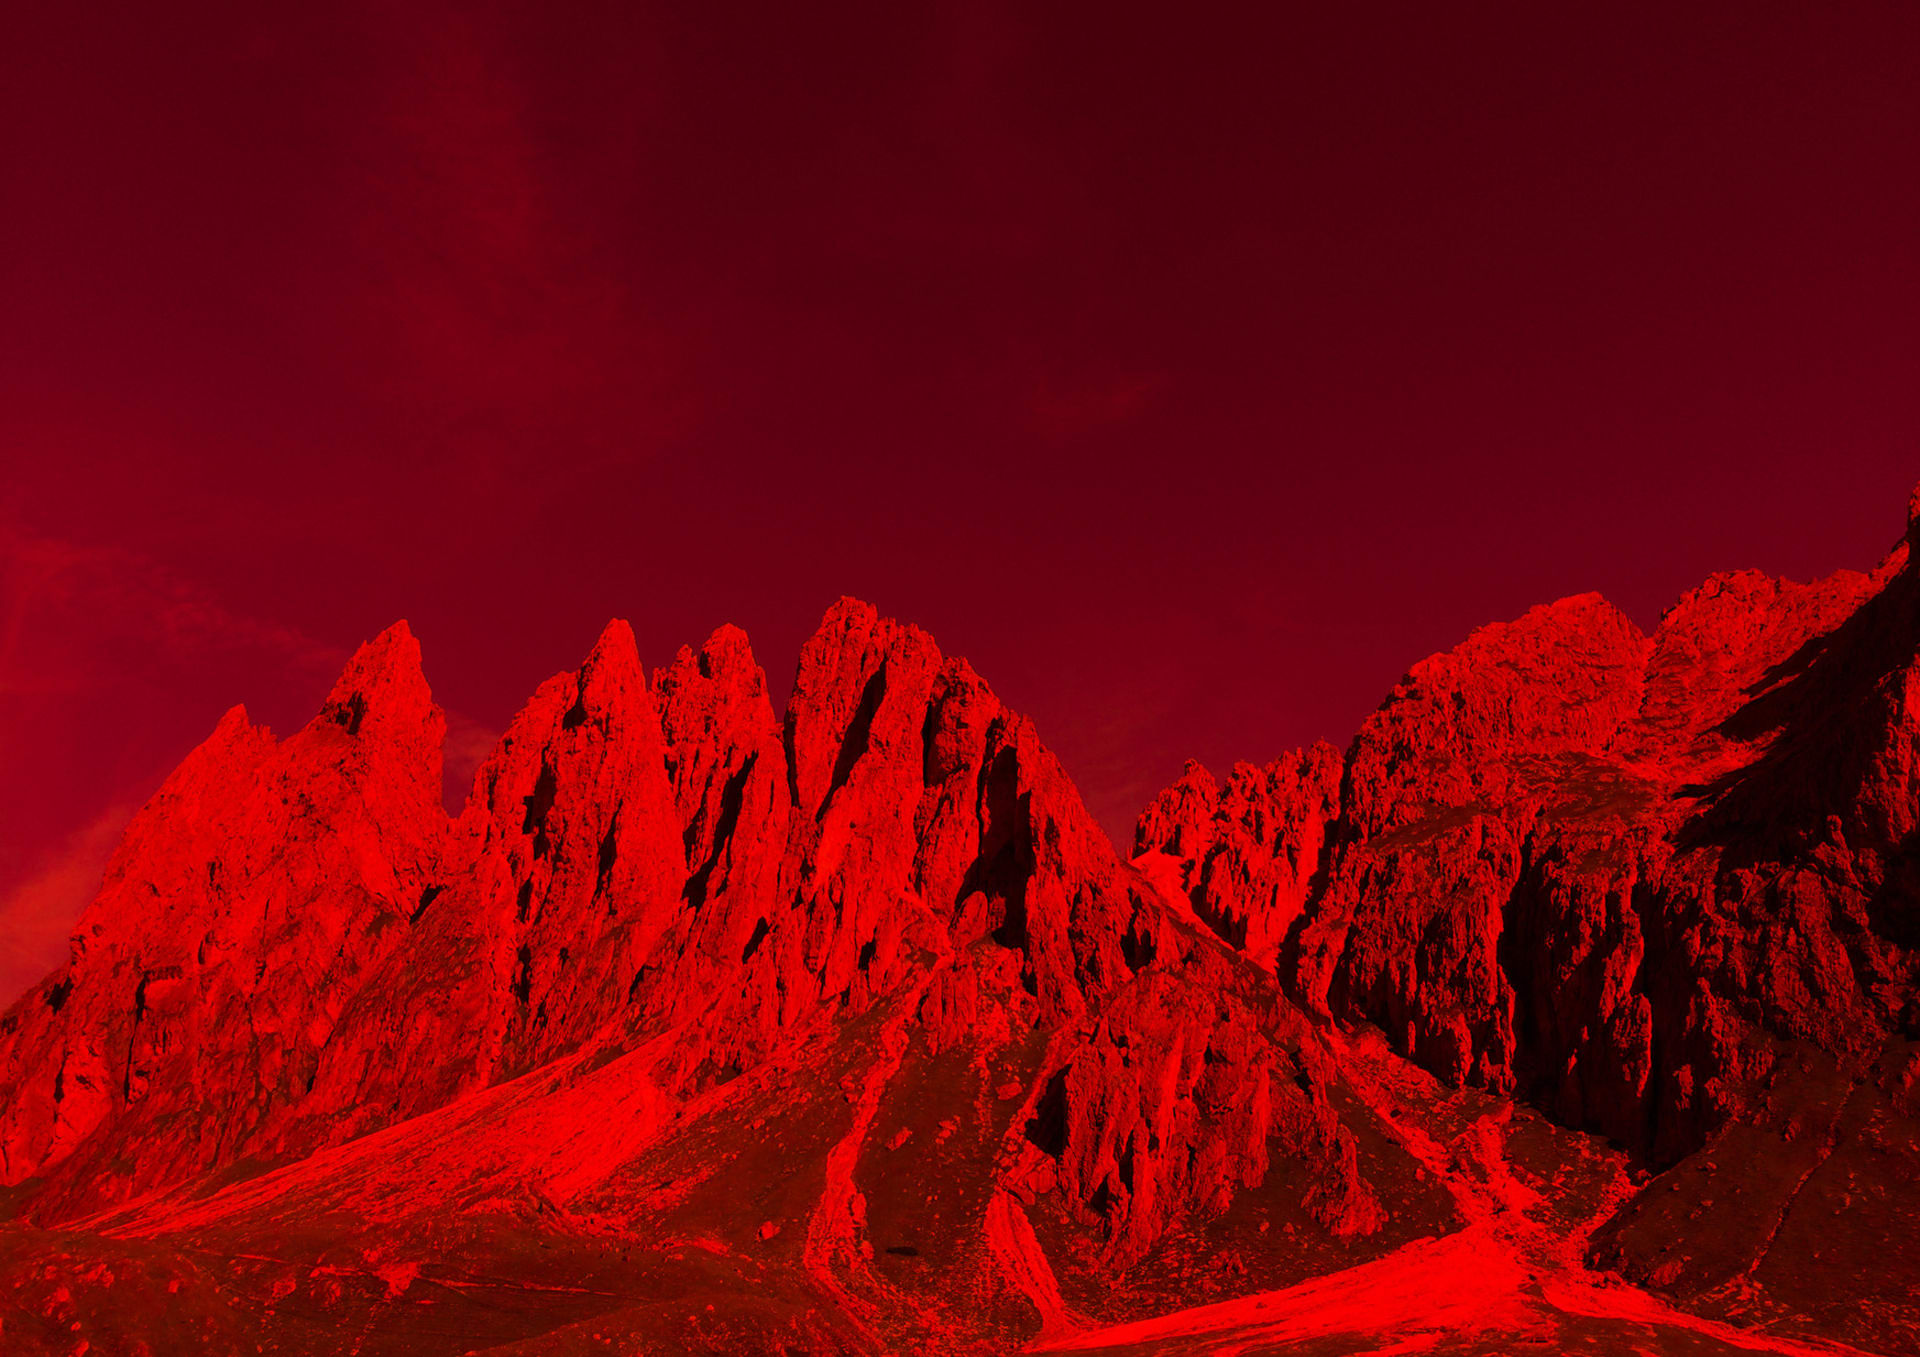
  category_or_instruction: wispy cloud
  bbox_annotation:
[0,518,345,700]
[0,799,134,1006]
[0,520,347,1008]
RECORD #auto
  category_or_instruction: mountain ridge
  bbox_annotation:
[3,494,1918,1354]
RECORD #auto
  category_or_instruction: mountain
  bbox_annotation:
[2,495,1918,1355]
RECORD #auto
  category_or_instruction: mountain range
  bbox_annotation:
[3,490,1918,1355]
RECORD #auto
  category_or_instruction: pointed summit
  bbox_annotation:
[308,621,446,828]
[787,597,941,821]
[694,621,758,682]
[654,623,782,846]
[574,618,646,719]
[316,620,439,746]
[1134,757,1220,859]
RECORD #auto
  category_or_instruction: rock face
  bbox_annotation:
[1243,561,1920,1166]
[2,487,1919,1355]
[1141,556,1920,1157]
[1135,745,1342,962]
[0,624,449,1211]
[1288,591,1658,1108]
[1138,503,1920,1335]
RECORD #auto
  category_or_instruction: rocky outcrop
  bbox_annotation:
[1140,506,1920,1177]
[0,623,448,1213]
[1287,592,1654,1101]
[1135,746,1342,962]
[294,618,693,1145]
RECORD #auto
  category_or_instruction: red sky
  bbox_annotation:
[3,3,1918,1002]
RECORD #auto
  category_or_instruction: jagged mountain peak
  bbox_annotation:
[317,618,437,737]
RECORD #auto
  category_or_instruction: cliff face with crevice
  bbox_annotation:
[1135,744,1342,963]
[1142,548,1920,1172]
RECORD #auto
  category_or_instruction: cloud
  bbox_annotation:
[0,519,351,1009]
[0,518,344,701]
[0,800,135,1006]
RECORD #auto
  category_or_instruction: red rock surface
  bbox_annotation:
[0,623,450,1214]
[1135,744,1342,963]
[2,491,1919,1354]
